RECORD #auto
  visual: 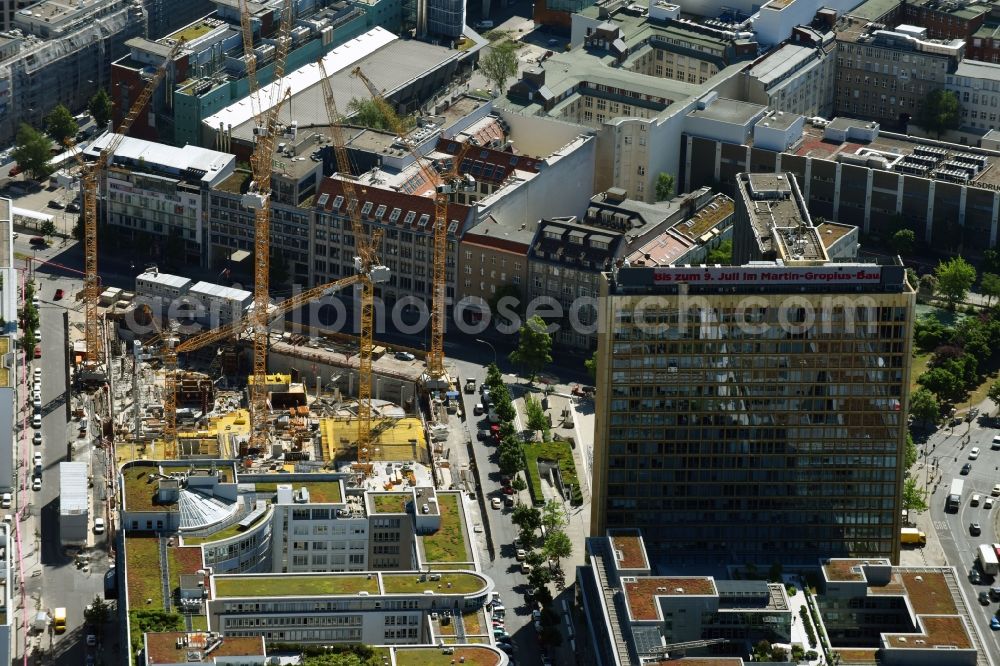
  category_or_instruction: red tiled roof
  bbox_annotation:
[145,632,265,664]
[436,138,541,184]
[316,177,473,237]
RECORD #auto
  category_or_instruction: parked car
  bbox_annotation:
[970,447,981,460]
[986,498,994,509]
[503,497,514,508]
[65,202,80,213]
[31,477,41,491]
[972,494,982,506]
[502,486,515,495]
[1,493,10,509]
[991,586,1000,601]
[516,549,527,561]
[477,429,491,441]
[46,200,63,209]
[32,413,41,428]
[491,497,502,510]
[991,616,1000,630]
[962,463,972,475]
[394,351,415,361]
[93,518,105,534]
[33,345,41,359]
[971,522,982,536]
[993,484,1000,497]
[54,288,64,300]
[32,432,41,446]
[474,403,485,416]
[980,591,991,605]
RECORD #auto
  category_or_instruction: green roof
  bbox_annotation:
[394,646,502,666]
[254,480,343,504]
[215,574,380,598]
[382,572,487,595]
[371,493,409,514]
[122,464,179,513]
[420,493,472,564]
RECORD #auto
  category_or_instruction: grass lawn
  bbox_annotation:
[215,574,379,598]
[420,493,469,563]
[168,547,204,595]
[123,464,173,513]
[382,573,486,595]
[524,438,583,505]
[463,610,484,635]
[125,537,164,608]
[184,513,267,545]
[395,647,501,666]
[372,493,408,514]
[251,480,341,503]
[190,615,208,631]
[910,352,932,395]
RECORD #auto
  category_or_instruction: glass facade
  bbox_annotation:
[593,286,915,565]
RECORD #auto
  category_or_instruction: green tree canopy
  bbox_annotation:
[45,104,78,145]
[479,40,519,94]
[509,315,552,381]
[891,229,916,256]
[524,394,548,433]
[88,89,113,128]
[40,220,56,238]
[542,529,573,567]
[12,123,52,180]
[485,363,503,388]
[980,272,1000,306]
[655,172,675,201]
[934,256,976,307]
[541,500,567,533]
[511,504,542,533]
[902,477,927,511]
[498,444,525,475]
[986,380,1000,409]
[917,366,964,402]
[706,238,733,264]
[917,89,961,138]
[83,596,111,633]
[904,432,918,470]
[584,350,597,380]
[345,98,414,133]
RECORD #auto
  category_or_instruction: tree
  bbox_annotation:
[542,529,572,569]
[917,366,964,402]
[83,596,111,632]
[902,477,927,511]
[511,504,542,534]
[987,380,1000,412]
[509,315,552,381]
[584,350,597,380]
[919,273,938,296]
[934,256,976,307]
[45,104,77,145]
[495,397,516,423]
[541,500,567,533]
[88,89,112,128]
[655,172,675,201]
[485,363,503,389]
[527,563,552,590]
[512,475,527,492]
[479,40,518,94]
[917,89,961,138]
[904,432,918,470]
[981,272,1000,307]
[40,220,56,238]
[984,248,1000,275]
[891,229,916,256]
[706,239,732,264]
[498,444,525,475]
[524,394,547,433]
[345,97,414,132]
[12,123,52,180]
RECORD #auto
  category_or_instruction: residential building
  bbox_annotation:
[619,189,734,266]
[577,530,992,666]
[741,27,837,119]
[113,0,402,147]
[590,174,915,563]
[0,0,214,144]
[900,0,989,42]
[946,59,1000,136]
[834,20,964,130]
[83,133,236,268]
[681,111,1000,256]
[144,633,267,666]
[457,219,534,312]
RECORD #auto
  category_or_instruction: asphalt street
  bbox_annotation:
[923,414,1000,655]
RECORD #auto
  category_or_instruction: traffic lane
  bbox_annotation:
[453,359,541,663]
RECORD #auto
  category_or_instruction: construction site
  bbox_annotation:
[61,0,480,541]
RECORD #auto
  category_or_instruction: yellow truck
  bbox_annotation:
[900,527,927,547]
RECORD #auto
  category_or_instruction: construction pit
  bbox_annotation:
[112,331,447,476]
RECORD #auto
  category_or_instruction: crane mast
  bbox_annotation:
[350,67,472,387]
[67,38,186,378]
[317,58,389,464]
[239,0,295,449]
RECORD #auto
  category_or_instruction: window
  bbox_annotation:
[332,195,344,210]
[361,201,373,216]
[403,211,416,225]
[389,207,402,223]
[375,204,387,219]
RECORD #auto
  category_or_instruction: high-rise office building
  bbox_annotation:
[591,173,915,565]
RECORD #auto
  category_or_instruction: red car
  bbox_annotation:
[54,289,64,301]
[33,345,41,359]
[502,486,515,495]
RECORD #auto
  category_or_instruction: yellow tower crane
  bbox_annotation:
[350,67,474,389]
[238,0,295,449]
[67,38,187,379]
[316,57,390,465]
[158,275,365,457]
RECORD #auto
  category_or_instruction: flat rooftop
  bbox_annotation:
[393,646,502,666]
[145,633,264,664]
[795,123,1000,188]
[822,558,890,582]
[213,570,489,598]
[319,416,428,463]
[209,28,463,143]
[122,464,180,513]
[609,531,647,570]
[689,97,765,126]
[623,577,717,621]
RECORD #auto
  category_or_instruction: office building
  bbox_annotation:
[577,530,992,665]
[741,27,837,119]
[946,59,1000,136]
[834,21,963,130]
[590,173,915,564]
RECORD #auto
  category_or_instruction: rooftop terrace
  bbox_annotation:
[420,492,472,564]
[822,558,889,582]
[393,646,502,666]
[370,492,409,514]
[610,532,646,570]
[122,464,179,513]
